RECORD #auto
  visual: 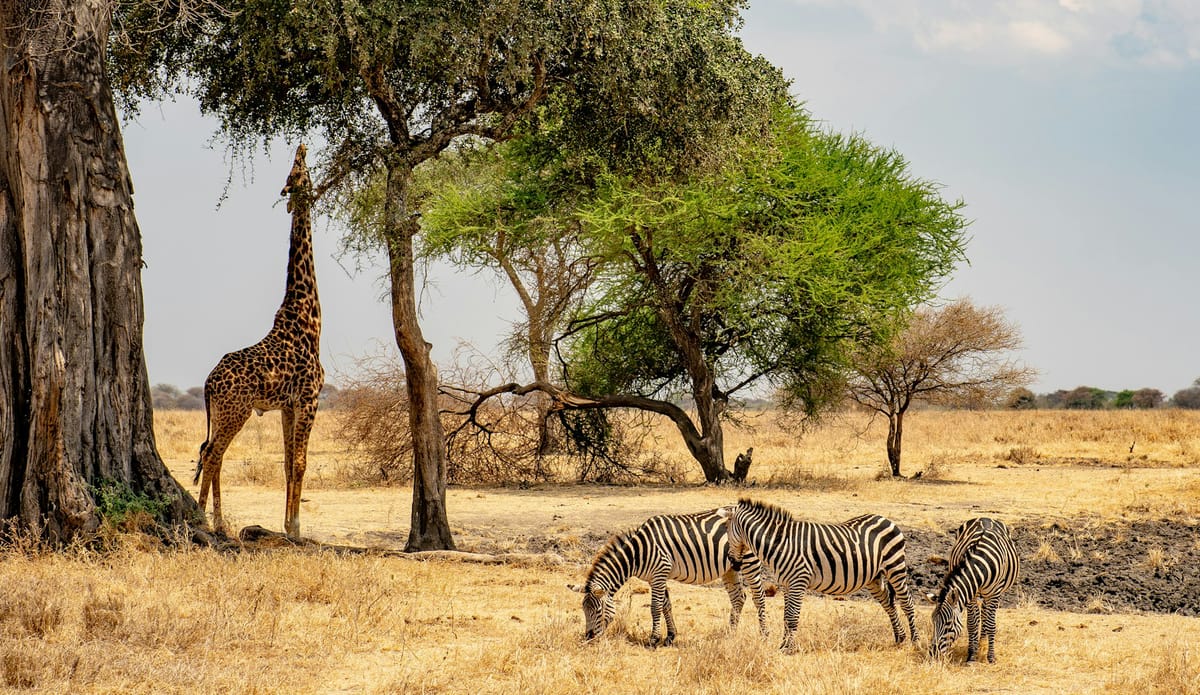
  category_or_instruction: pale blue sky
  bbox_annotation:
[124,0,1200,396]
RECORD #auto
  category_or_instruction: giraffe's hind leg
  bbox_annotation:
[197,407,250,536]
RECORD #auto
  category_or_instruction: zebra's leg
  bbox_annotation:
[965,598,982,663]
[721,569,746,632]
[648,577,668,648]
[662,587,677,646]
[739,557,770,637]
[982,596,1001,663]
[780,586,804,653]
[866,579,905,644]
[890,568,921,645]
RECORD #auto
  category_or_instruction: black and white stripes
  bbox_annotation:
[717,498,919,652]
[928,517,1021,663]
[569,509,769,646]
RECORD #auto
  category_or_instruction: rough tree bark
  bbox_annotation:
[886,409,906,478]
[384,161,454,551]
[0,0,194,541]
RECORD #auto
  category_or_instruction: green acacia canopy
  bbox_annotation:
[567,105,969,411]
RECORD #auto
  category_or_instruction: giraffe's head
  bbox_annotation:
[282,143,312,213]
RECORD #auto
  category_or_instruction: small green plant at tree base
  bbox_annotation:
[92,479,169,533]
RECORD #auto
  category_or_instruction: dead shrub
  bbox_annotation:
[766,466,859,491]
[336,351,545,485]
[82,588,128,639]
[1001,446,1039,465]
[922,453,953,480]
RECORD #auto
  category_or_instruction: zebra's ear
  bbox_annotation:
[923,592,938,605]
[567,583,586,593]
[715,506,733,520]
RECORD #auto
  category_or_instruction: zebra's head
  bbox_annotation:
[928,587,965,659]
[567,583,615,641]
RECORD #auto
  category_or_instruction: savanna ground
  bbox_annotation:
[2,409,1199,693]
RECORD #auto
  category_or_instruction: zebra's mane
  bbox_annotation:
[738,497,796,524]
[934,525,991,604]
[584,528,639,587]
[935,560,971,605]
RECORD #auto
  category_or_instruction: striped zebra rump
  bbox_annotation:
[718,498,919,652]
[929,517,1021,663]
[569,509,769,645]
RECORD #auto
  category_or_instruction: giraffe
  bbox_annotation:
[194,143,323,539]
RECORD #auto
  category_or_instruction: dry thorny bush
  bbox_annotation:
[335,350,684,486]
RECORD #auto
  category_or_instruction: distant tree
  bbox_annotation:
[1131,388,1164,409]
[1004,387,1037,410]
[1039,389,1067,408]
[846,300,1035,477]
[175,393,204,411]
[1114,390,1135,409]
[1061,386,1109,410]
[1171,380,1200,409]
[319,384,341,409]
[151,384,182,410]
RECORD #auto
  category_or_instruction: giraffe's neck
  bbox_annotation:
[275,196,321,341]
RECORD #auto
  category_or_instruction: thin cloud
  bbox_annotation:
[791,0,1200,65]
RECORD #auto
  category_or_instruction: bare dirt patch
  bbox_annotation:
[904,517,1200,616]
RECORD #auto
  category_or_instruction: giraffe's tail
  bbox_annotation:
[194,388,212,485]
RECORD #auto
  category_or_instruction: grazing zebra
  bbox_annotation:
[568,509,770,647]
[928,517,1021,663]
[717,498,919,653]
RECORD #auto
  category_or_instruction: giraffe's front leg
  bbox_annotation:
[284,403,316,539]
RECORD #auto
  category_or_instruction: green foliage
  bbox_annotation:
[1058,386,1111,410]
[91,479,170,530]
[568,104,969,412]
[1114,389,1135,409]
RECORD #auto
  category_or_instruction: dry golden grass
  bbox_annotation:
[3,407,1197,693]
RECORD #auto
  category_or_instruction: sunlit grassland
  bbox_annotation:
[0,408,1194,693]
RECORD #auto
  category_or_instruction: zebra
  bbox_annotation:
[928,517,1021,663]
[716,498,919,653]
[568,509,770,647]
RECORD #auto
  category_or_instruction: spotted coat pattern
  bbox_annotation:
[194,144,323,539]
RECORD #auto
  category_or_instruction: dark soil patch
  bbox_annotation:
[903,518,1200,616]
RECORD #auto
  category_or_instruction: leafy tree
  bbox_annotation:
[1131,388,1164,409]
[113,0,773,547]
[1114,390,1135,409]
[459,105,969,482]
[847,300,1035,477]
[1171,380,1200,409]
[413,146,599,456]
[1061,386,1109,410]
[0,0,196,541]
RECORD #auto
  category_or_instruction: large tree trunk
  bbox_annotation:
[0,1,195,541]
[886,409,905,477]
[384,160,454,551]
[528,323,557,458]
